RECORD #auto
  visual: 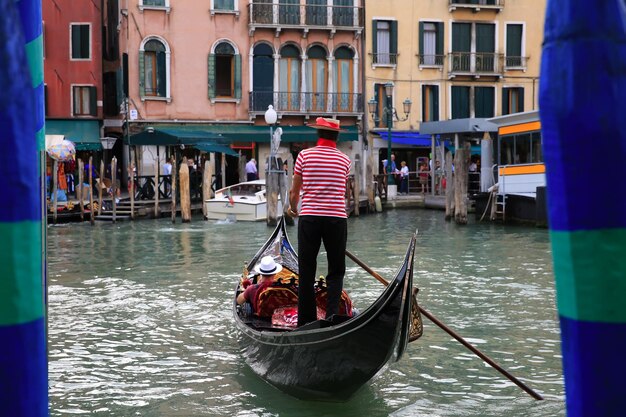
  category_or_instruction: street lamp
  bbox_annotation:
[368,82,412,189]
[100,136,118,172]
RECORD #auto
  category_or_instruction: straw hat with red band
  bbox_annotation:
[307,117,346,132]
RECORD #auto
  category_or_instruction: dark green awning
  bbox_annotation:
[45,119,102,150]
[127,124,358,145]
[208,124,359,142]
[126,127,225,146]
[193,143,240,157]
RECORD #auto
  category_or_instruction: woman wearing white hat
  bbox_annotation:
[237,256,283,313]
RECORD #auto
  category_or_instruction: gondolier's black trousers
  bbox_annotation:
[297,215,347,326]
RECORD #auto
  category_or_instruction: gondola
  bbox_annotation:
[233,217,423,400]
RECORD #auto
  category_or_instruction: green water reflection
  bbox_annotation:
[47,210,565,416]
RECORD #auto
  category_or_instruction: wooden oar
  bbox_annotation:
[345,249,544,401]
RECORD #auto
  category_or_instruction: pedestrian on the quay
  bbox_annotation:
[287,117,351,327]
[245,158,258,181]
[399,160,409,194]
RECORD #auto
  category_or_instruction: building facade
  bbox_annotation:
[43,0,103,151]
[364,0,546,180]
[106,0,365,188]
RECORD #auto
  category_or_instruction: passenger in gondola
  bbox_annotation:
[237,256,283,314]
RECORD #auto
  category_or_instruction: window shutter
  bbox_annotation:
[71,26,80,59]
[502,87,510,115]
[433,85,439,121]
[208,54,216,99]
[518,88,525,113]
[374,84,380,127]
[419,22,424,61]
[506,24,523,57]
[372,20,378,57]
[390,20,398,60]
[475,86,494,118]
[89,86,97,116]
[139,51,145,97]
[234,54,242,99]
[436,22,444,57]
[452,86,469,119]
[157,51,166,97]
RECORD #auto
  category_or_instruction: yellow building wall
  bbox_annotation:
[365,0,546,129]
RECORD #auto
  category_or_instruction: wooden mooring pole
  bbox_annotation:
[180,157,191,223]
[77,159,84,222]
[154,159,160,218]
[98,160,104,216]
[52,160,58,224]
[88,156,94,225]
[112,157,117,223]
[171,157,177,224]
[454,144,469,225]
[202,155,212,220]
[444,152,454,221]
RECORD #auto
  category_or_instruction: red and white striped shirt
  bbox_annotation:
[294,140,351,218]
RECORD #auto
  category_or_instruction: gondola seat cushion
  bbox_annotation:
[315,289,353,317]
[256,286,299,318]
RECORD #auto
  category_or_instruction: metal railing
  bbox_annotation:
[449,52,503,75]
[249,2,363,28]
[372,53,398,66]
[504,55,528,69]
[418,54,445,67]
[249,91,363,113]
[449,0,504,7]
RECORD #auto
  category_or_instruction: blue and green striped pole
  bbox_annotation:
[540,1,626,415]
[0,0,47,415]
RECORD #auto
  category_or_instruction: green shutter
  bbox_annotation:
[374,84,380,127]
[372,20,378,57]
[234,54,242,99]
[436,22,444,56]
[390,20,398,60]
[139,50,145,97]
[452,23,470,52]
[419,22,424,62]
[502,87,510,115]
[452,86,469,119]
[476,24,495,53]
[475,86,494,118]
[157,51,166,97]
[433,85,439,121]
[518,88,525,113]
[89,86,97,116]
[208,54,216,99]
[506,24,523,57]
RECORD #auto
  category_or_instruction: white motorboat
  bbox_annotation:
[205,180,283,222]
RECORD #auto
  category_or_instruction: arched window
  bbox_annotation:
[208,41,241,100]
[140,38,169,98]
[334,46,354,112]
[279,45,301,111]
[306,45,327,111]
[252,43,274,111]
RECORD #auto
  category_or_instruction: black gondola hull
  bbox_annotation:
[233,218,416,400]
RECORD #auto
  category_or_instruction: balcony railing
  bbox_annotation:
[249,91,363,114]
[449,0,504,11]
[448,52,503,76]
[504,56,528,70]
[372,53,398,66]
[418,54,445,67]
[249,2,363,30]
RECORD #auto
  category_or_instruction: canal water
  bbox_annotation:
[47,210,565,416]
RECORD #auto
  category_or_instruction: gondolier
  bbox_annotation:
[288,117,351,327]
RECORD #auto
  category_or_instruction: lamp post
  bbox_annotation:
[368,83,412,191]
[100,136,118,172]
[264,104,279,226]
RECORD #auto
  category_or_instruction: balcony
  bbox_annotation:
[418,54,445,68]
[249,91,363,115]
[371,53,398,67]
[448,52,503,78]
[248,2,364,38]
[504,56,528,71]
[449,0,504,13]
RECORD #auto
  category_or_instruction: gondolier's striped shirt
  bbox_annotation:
[294,141,351,218]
